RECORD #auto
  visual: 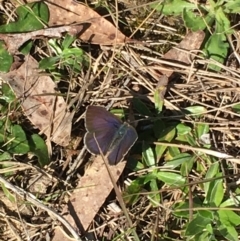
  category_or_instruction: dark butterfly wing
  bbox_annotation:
[107,124,138,165]
[85,106,122,132]
[84,106,122,155]
[85,128,117,155]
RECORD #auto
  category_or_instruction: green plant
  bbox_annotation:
[0,42,13,72]
[0,2,49,33]
[39,34,89,75]
[0,1,49,71]
[151,0,238,71]
[0,83,49,167]
[123,96,240,240]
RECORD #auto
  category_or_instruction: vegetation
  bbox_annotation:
[0,0,240,240]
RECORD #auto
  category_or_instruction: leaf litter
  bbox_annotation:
[0,56,73,147]
[10,0,134,45]
[0,0,135,239]
[3,29,205,239]
[0,0,239,240]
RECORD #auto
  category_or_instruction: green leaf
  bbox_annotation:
[183,9,213,31]
[62,47,84,57]
[154,124,176,162]
[62,34,76,50]
[204,162,219,195]
[218,224,238,241]
[174,200,201,218]
[8,125,29,154]
[0,119,11,143]
[194,231,213,240]
[176,123,191,135]
[205,223,214,234]
[40,35,90,74]
[0,41,13,72]
[232,103,240,113]
[153,120,166,138]
[198,210,214,220]
[180,155,195,176]
[155,125,176,141]
[224,0,240,13]
[132,98,152,116]
[126,154,144,171]
[154,88,164,113]
[154,76,168,113]
[195,123,209,139]
[123,177,144,204]
[205,173,224,206]
[194,123,210,145]
[175,133,188,143]
[220,196,240,207]
[0,2,49,33]
[184,105,207,115]
[39,56,60,69]
[0,152,12,161]
[143,172,158,184]
[1,183,16,202]
[29,134,49,167]
[185,213,212,236]
[151,0,196,15]
[215,7,233,34]
[1,83,16,103]
[168,146,180,157]
[217,210,240,241]
[176,133,197,146]
[164,153,193,169]
[148,178,161,206]
[142,142,155,167]
[204,33,229,72]
[218,210,240,226]
[156,171,186,187]
[19,40,33,55]
[195,123,211,146]
[110,108,125,119]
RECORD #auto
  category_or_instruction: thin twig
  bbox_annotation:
[155,142,240,164]
[0,175,82,241]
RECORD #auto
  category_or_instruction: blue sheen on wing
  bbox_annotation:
[85,106,122,132]
[85,128,117,155]
[84,106,122,155]
[84,105,138,165]
[107,124,138,164]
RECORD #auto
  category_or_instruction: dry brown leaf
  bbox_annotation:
[163,30,205,65]
[0,26,74,54]
[153,31,205,79]
[52,156,126,240]
[148,31,206,108]
[0,0,136,53]
[23,0,131,45]
[0,55,73,146]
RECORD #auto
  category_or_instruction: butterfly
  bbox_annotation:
[84,106,138,165]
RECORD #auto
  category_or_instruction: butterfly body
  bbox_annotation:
[108,123,129,150]
[84,106,138,165]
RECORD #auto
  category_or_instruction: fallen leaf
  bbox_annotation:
[121,31,205,108]
[156,31,205,91]
[52,156,126,240]
[0,26,72,54]
[0,55,73,146]
[163,30,205,64]
[22,0,131,45]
